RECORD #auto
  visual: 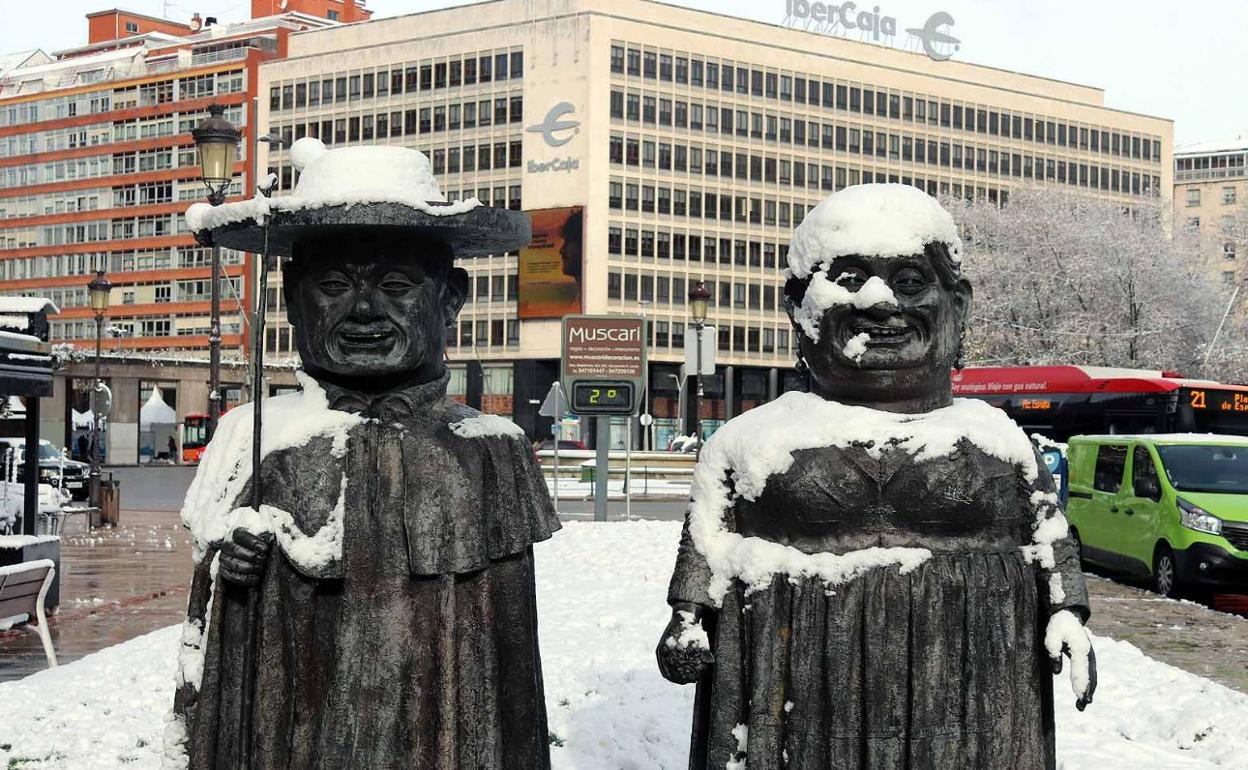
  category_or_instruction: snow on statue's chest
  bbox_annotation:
[688,392,1042,604]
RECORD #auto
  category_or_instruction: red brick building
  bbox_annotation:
[0,1,367,355]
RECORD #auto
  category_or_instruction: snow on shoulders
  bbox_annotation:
[180,372,363,563]
[449,413,525,439]
[787,183,963,279]
[688,393,1037,602]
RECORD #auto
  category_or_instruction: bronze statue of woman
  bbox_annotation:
[658,184,1096,770]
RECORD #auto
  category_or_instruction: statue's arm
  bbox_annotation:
[667,509,715,611]
[1029,454,1090,621]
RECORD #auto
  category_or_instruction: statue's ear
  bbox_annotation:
[953,276,973,327]
[282,273,302,329]
[442,266,469,326]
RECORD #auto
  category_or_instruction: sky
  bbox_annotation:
[9,0,1244,146]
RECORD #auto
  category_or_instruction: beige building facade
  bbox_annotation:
[259,0,1172,443]
[1174,139,1247,287]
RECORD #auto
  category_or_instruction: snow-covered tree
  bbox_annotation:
[945,186,1241,379]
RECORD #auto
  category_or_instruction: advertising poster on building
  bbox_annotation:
[519,206,583,319]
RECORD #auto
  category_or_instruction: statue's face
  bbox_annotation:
[789,251,970,406]
[285,231,467,386]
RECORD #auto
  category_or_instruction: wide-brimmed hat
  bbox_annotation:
[185,138,531,258]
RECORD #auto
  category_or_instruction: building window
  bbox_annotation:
[1223,242,1237,260]
[327,9,339,20]
[1223,186,1238,205]
[1186,188,1201,207]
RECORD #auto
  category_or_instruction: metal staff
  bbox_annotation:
[237,201,273,770]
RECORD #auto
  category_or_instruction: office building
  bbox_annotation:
[1174,139,1247,287]
[260,0,1175,442]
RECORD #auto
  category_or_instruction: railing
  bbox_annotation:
[1175,167,1247,183]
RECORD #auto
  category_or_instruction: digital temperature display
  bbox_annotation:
[571,382,635,414]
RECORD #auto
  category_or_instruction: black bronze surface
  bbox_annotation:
[659,239,1095,770]
[174,227,559,770]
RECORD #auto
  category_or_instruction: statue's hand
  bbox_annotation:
[1045,609,1097,711]
[219,529,273,587]
[655,605,714,684]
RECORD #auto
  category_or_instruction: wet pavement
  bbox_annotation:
[1,468,1246,691]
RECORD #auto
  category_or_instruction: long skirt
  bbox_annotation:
[696,551,1054,770]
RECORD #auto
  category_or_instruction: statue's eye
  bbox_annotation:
[835,269,869,291]
[317,278,350,295]
[380,278,418,295]
[892,268,927,296]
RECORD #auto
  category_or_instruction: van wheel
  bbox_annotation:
[1153,546,1179,598]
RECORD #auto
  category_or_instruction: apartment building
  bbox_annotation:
[257,0,1173,443]
[0,2,368,356]
[1174,139,1247,287]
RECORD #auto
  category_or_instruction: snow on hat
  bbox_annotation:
[786,183,962,280]
[185,138,530,258]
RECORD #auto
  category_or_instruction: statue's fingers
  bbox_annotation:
[220,553,259,575]
[1050,656,1062,675]
[233,529,271,552]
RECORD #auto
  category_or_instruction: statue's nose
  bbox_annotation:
[351,291,381,319]
[860,301,897,321]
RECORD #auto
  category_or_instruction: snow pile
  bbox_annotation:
[449,413,525,439]
[688,392,1041,604]
[3,521,1248,769]
[0,313,30,329]
[793,272,899,342]
[664,610,709,652]
[0,296,58,314]
[185,138,481,233]
[1046,608,1094,702]
[179,371,363,565]
[786,183,963,280]
[842,331,871,363]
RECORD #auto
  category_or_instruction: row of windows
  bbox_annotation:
[607,226,791,270]
[608,132,1162,194]
[268,93,522,146]
[0,104,245,161]
[0,70,246,128]
[49,314,242,341]
[609,89,1162,168]
[2,213,184,249]
[608,44,1163,164]
[0,246,242,282]
[1185,186,1239,207]
[1,145,204,189]
[449,319,522,349]
[269,51,524,111]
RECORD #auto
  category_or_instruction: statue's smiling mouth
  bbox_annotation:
[850,322,919,346]
[338,326,397,348]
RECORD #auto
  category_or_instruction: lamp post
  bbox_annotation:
[87,270,112,509]
[192,104,240,441]
[688,281,711,457]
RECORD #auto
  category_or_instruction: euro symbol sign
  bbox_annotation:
[906,11,960,61]
[526,102,580,148]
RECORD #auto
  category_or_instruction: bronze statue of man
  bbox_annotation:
[657,184,1096,770]
[169,139,559,769]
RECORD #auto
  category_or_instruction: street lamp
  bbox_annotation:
[87,270,111,509]
[192,104,240,441]
[688,281,711,456]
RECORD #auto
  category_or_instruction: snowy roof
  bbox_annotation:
[786,184,963,279]
[1174,139,1248,157]
[0,49,47,78]
[185,138,480,232]
[0,297,57,315]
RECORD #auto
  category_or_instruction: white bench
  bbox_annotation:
[0,559,57,667]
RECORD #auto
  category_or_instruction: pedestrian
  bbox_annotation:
[168,435,177,464]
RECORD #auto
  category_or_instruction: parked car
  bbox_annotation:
[1065,434,1248,598]
[0,438,91,501]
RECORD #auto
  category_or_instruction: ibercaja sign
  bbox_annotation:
[561,315,646,416]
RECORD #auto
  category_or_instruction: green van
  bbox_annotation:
[1066,434,1248,597]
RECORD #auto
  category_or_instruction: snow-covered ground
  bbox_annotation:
[2,521,1247,769]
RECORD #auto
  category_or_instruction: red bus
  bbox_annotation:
[182,413,209,465]
[953,366,1248,442]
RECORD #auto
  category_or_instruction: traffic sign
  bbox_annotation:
[538,381,567,417]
